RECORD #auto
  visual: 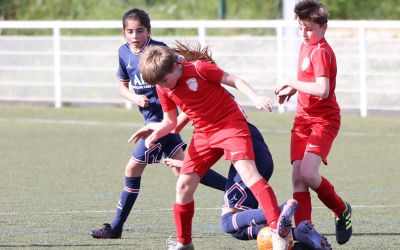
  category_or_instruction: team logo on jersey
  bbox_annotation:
[186,78,198,91]
[301,56,311,71]
[126,61,132,70]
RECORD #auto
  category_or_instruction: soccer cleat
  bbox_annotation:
[166,237,194,250]
[277,199,299,237]
[293,221,332,250]
[90,223,122,239]
[291,241,314,250]
[335,201,352,244]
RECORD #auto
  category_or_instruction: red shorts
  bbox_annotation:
[291,116,340,165]
[181,121,254,178]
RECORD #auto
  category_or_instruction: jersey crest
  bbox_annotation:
[186,78,198,91]
[301,56,311,71]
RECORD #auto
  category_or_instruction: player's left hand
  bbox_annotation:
[128,125,154,143]
[162,158,184,168]
[274,82,289,95]
[276,87,297,104]
[254,96,273,112]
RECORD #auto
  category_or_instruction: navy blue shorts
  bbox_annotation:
[223,123,274,210]
[132,133,186,164]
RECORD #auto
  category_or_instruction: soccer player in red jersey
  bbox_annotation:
[90,8,227,240]
[138,44,296,250]
[275,0,352,246]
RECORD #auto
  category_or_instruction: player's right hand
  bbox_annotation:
[135,94,150,108]
[144,134,157,148]
[254,96,273,112]
[163,158,184,168]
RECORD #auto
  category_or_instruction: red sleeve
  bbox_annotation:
[311,48,331,78]
[156,86,176,112]
[194,60,224,84]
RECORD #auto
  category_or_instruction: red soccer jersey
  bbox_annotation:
[296,38,340,120]
[157,60,248,133]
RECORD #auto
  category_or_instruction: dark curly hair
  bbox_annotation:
[294,0,329,25]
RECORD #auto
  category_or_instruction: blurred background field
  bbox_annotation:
[1,0,400,114]
[0,104,399,249]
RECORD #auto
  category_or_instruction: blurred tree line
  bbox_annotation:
[1,0,399,21]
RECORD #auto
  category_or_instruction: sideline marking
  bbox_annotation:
[1,204,400,215]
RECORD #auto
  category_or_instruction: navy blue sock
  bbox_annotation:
[200,169,227,191]
[221,209,267,234]
[111,176,141,230]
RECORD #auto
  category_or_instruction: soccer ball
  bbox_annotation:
[257,226,293,250]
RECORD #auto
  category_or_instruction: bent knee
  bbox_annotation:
[124,161,146,177]
[220,213,236,234]
[299,172,319,186]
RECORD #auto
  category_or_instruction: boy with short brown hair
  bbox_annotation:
[275,0,352,246]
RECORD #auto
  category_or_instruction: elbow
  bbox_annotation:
[320,92,329,99]
[165,119,177,131]
[171,120,178,130]
[318,88,329,99]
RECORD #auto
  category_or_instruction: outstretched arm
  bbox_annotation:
[221,72,273,111]
[145,109,177,148]
[275,76,330,99]
[128,111,190,143]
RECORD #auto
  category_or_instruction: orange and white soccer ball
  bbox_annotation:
[257,226,294,250]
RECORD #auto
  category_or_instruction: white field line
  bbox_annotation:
[1,204,400,215]
[0,117,399,137]
[0,117,141,127]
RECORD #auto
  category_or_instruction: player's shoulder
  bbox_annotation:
[118,43,130,52]
[310,39,335,58]
[317,38,334,53]
[118,43,131,58]
[193,60,216,71]
[149,39,167,47]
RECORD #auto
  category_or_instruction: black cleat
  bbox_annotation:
[292,241,314,250]
[335,201,352,244]
[90,223,122,239]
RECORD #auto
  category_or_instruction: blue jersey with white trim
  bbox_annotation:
[116,39,166,124]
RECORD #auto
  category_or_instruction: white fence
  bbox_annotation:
[1,20,400,116]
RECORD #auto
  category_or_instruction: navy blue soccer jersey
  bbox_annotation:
[223,123,274,210]
[116,39,167,124]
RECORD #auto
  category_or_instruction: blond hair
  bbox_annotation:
[139,45,177,85]
[140,42,216,85]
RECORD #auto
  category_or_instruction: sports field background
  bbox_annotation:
[0,104,399,249]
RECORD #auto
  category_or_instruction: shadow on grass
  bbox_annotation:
[323,232,400,237]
